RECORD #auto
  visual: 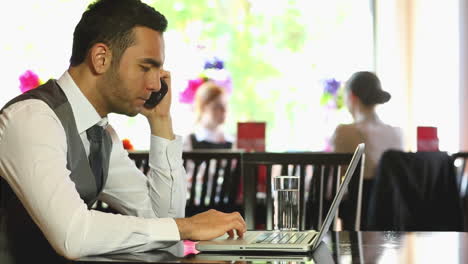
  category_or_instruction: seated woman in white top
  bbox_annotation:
[183,81,234,151]
[330,71,404,224]
[182,82,236,211]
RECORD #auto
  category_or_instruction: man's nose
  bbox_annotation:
[147,74,160,91]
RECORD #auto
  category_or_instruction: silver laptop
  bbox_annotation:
[196,143,365,253]
[193,252,313,262]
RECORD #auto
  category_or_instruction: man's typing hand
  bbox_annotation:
[175,209,246,241]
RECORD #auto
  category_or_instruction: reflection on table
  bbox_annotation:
[73,231,468,263]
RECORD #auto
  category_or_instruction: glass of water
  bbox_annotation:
[273,175,300,231]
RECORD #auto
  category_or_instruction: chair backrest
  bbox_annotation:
[452,152,468,195]
[452,152,468,230]
[182,151,243,216]
[128,151,152,175]
[129,151,243,217]
[241,152,364,231]
[367,150,463,231]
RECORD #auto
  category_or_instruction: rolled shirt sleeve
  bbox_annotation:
[148,135,187,218]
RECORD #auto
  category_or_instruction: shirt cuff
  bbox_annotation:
[148,218,181,241]
[149,135,183,171]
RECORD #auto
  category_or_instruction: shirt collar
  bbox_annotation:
[56,71,108,133]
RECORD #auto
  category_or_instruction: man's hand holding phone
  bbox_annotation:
[140,70,175,140]
[143,78,168,109]
[141,69,171,111]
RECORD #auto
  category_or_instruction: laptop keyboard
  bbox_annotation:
[254,232,312,244]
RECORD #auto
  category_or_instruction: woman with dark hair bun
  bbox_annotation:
[347,71,391,106]
[331,71,404,226]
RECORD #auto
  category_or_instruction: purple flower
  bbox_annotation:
[323,78,340,95]
[320,77,344,109]
[204,57,224,70]
[180,57,233,104]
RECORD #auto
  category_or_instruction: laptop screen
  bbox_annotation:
[311,143,365,249]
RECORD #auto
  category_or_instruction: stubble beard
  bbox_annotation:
[103,66,139,117]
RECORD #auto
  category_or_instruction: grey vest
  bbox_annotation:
[0,79,112,263]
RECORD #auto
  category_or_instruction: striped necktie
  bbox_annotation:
[86,125,104,192]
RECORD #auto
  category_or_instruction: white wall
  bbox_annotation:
[460,0,468,152]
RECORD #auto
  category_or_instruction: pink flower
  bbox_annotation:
[19,70,41,93]
[179,78,205,104]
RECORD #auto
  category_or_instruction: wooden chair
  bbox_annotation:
[452,152,468,230]
[182,151,243,216]
[241,152,364,231]
[127,150,243,217]
[128,150,151,175]
[453,152,468,195]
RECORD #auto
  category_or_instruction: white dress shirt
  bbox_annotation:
[0,72,187,259]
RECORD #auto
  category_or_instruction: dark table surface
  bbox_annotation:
[71,230,468,264]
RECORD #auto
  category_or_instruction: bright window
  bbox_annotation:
[1,0,374,151]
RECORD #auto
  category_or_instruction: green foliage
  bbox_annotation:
[149,0,306,135]
[146,0,369,151]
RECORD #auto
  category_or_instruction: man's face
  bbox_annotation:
[101,26,165,116]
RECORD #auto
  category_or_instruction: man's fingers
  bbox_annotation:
[236,229,244,238]
[181,209,247,241]
[232,213,247,233]
[233,220,246,238]
[226,218,246,238]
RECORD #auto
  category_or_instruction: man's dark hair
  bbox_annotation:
[69,0,167,67]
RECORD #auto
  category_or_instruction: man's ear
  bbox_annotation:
[89,43,112,74]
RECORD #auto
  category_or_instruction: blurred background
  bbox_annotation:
[0,0,464,153]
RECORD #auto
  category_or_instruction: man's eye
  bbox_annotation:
[140,65,150,72]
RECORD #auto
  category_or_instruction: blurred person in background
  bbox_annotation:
[331,71,404,226]
[183,81,234,150]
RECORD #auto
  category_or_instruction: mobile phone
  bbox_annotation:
[144,79,168,109]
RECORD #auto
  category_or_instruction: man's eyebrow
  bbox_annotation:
[139,58,162,68]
